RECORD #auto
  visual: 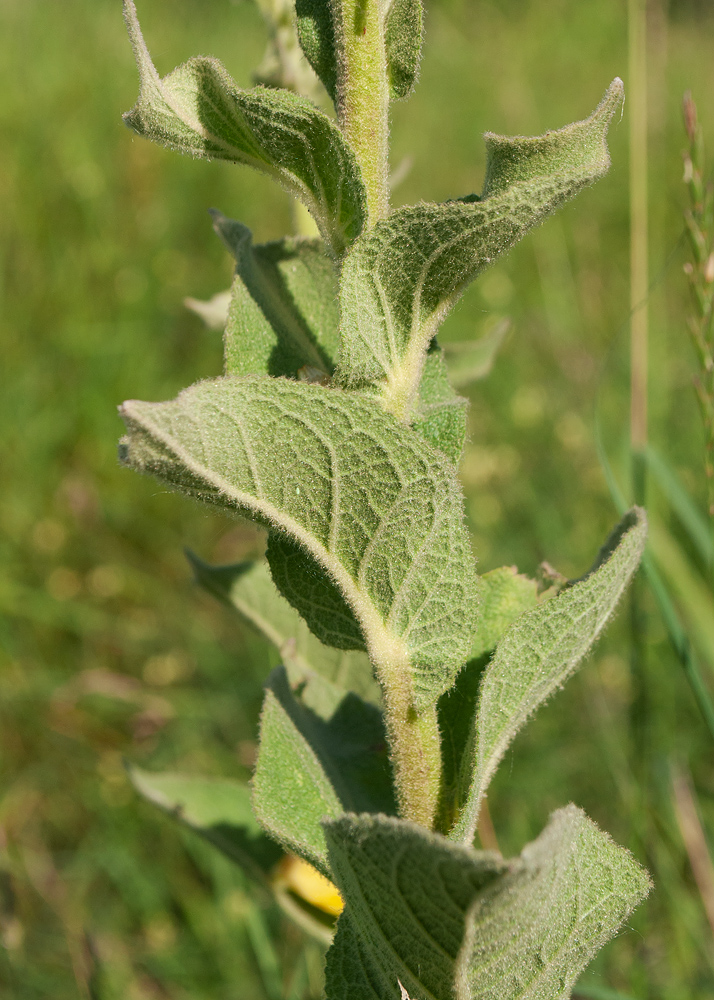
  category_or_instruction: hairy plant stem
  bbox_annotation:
[374,652,441,828]
[333,0,390,224]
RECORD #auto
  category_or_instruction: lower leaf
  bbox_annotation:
[252,666,395,876]
[322,809,650,1000]
[461,806,651,1000]
[128,766,282,883]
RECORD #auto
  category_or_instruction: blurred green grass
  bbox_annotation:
[2,0,714,996]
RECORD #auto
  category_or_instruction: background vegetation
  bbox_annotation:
[1,0,714,996]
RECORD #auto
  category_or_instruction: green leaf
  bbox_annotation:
[252,666,395,874]
[122,0,366,258]
[384,0,423,99]
[470,565,539,660]
[324,812,506,1000]
[211,213,340,379]
[443,319,510,389]
[119,376,479,710]
[412,346,468,464]
[335,80,624,419]
[187,550,380,704]
[463,806,650,1000]
[451,508,647,844]
[296,0,338,103]
[436,652,489,836]
[128,766,282,882]
[323,807,649,1000]
[438,567,538,831]
[266,532,367,651]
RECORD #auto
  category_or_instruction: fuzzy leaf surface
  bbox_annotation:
[252,666,395,874]
[336,80,623,416]
[128,766,282,881]
[384,0,424,99]
[436,652,489,835]
[119,376,478,709]
[412,346,468,464]
[452,508,647,844]
[265,531,368,651]
[463,806,650,999]
[295,0,338,102]
[323,813,506,1000]
[188,551,379,703]
[122,0,365,258]
[212,213,340,379]
[437,566,538,828]
[323,807,648,1000]
[470,565,539,660]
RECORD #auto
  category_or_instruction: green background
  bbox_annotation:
[1,0,714,995]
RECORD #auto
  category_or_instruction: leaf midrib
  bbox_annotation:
[124,396,411,678]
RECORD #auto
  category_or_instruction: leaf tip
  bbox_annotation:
[588,77,625,134]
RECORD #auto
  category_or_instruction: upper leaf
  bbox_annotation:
[323,807,649,1000]
[265,531,368,651]
[252,666,395,874]
[211,213,340,378]
[384,0,424,99]
[128,766,282,882]
[188,551,380,704]
[469,564,539,660]
[119,376,479,710]
[122,0,366,258]
[295,0,338,103]
[335,79,624,418]
[451,508,647,844]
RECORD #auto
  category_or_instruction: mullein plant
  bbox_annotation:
[119,0,651,995]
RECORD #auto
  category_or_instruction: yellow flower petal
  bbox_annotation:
[276,856,344,917]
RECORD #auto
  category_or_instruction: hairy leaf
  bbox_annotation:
[128,766,282,882]
[252,666,395,874]
[188,551,379,703]
[336,79,624,417]
[212,213,340,379]
[266,531,367,651]
[384,0,423,99]
[119,376,479,709]
[451,508,647,844]
[296,0,338,102]
[324,813,506,1000]
[122,0,365,258]
[462,806,650,999]
[412,346,468,464]
[470,564,539,660]
[437,566,539,829]
[323,808,648,1000]
[436,652,489,836]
